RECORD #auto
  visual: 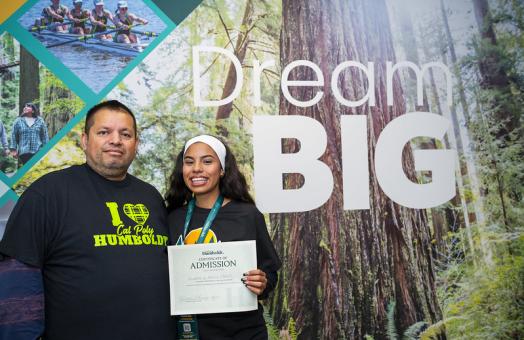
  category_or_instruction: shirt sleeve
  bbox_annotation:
[254,209,281,298]
[9,120,19,151]
[0,188,51,268]
[0,257,44,340]
[0,123,7,150]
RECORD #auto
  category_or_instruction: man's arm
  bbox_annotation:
[0,256,44,340]
[9,120,19,154]
[0,123,8,151]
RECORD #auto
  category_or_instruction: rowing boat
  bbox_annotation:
[32,29,147,57]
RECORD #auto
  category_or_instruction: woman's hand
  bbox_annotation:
[241,269,267,296]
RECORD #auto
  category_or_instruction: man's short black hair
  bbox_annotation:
[84,100,137,137]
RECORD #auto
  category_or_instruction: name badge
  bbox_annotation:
[177,315,199,340]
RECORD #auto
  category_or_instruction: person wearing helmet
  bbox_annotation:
[90,0,116,40]
[40,0,69,32]
[114,0,148,44]
[67,0,91,35]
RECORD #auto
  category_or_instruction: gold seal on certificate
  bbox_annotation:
[167,240,258,315]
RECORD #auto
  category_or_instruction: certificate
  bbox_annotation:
[167,240,258,315]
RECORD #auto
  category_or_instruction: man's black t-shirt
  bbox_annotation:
[168,200,281,340]
[0,164,176,340]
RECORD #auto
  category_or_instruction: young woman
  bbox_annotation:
[113,0,148,44]
[39,0,69,32]
[67,0,90,35]
[166,135,281,340]
[9,103,49,167]
[90,0,115,41]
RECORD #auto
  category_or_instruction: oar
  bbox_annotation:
[87,23,154,36]
[45,26,126,48]
[29,21,72,32]
[45,23,144,48]
[29,18,89,32]
[130,29,158,37]
[87,23,117,29]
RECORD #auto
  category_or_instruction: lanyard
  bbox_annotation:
[176,195,224,340]
[182,195,224,244]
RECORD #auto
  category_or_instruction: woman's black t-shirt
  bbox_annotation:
[168,200,281,340]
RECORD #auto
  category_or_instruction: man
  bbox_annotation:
[0,118,8,155]
[0,119,10,173]
[67,0,91,35]
[9,103,49,168]
[39,0,69,32]
[0,100,176,339]
[113,0,148,44]
[90,0,115,40]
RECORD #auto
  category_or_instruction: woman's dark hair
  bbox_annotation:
[165,138,254,212]
[22,102,39,117]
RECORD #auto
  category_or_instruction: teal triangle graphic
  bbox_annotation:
[150,0,203,25]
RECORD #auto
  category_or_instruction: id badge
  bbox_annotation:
[177,314,199,340]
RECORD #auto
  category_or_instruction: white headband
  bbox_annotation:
[184,135,226,170]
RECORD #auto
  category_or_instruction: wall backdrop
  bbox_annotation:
[0,0,523,339]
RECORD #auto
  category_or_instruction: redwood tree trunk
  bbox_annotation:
[19,46,39,111]
[394,0,466,258]
[472,0,519,139]
[271,0,442,338]
[41,69,74,136]
[471,0,522,231]
[440,0,471,124]
[215,0,255,135]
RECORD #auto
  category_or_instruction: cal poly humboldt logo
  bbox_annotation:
[123,204,149,225]
[92,202,168,247]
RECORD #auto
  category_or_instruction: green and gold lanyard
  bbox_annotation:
[176,194,224,340]
[182,194,223,244]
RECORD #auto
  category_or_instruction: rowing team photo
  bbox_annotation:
[19,0,165,92]
[29,0,159,56]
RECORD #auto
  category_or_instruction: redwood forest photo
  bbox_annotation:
[0,32,83,174]
[19,0,523,338]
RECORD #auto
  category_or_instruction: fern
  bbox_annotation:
[402,321,429,340]
[420,317,465,340]
[386,301,399,340]
[386,300,431,340]
[263,309,280,340]
[288,317,298,340]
